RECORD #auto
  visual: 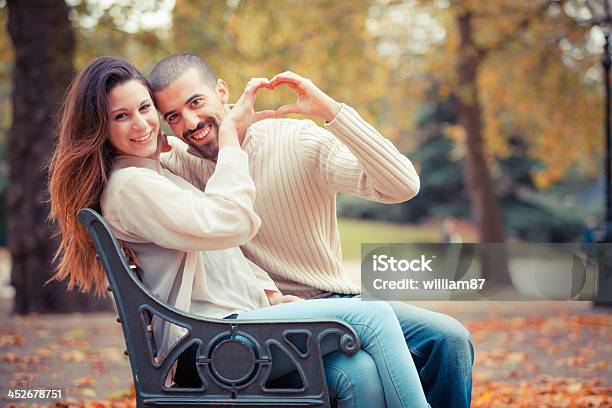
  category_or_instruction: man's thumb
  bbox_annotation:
[276,104,300,117]
[254,110,277,122]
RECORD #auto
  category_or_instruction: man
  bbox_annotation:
[152,53,473,407]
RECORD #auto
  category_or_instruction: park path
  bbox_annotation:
[1,300,610,407]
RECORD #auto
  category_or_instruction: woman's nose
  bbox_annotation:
[132,113,148,131]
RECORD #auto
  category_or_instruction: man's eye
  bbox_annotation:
[167,114,178,123]
[190,98,203,108]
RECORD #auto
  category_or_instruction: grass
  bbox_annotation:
[338,218,442,260]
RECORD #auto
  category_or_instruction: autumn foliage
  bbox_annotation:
[1,303,610,407]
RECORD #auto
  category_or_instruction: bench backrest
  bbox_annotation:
[77,208,359,407]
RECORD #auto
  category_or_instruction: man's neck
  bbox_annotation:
[186,145,217,163]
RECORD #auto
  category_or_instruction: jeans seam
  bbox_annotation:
[408,346,426,359]
[323,364,356,407]
[350,321,408,408]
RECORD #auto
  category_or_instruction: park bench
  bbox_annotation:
[77,208,360,408]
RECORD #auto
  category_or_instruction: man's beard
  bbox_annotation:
[183,117,220,161]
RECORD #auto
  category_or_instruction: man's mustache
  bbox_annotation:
[183,117,218,140]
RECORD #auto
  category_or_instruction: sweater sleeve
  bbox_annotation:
[107,147,261,251]
[247,259,280,295]
[299,104,420,203]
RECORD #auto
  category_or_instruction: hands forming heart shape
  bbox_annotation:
[225,71,342,138]
[267,71,342,122]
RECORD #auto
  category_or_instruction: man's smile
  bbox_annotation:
[188,122,213,144]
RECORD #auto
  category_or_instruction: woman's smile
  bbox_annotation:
[130,130,153,144]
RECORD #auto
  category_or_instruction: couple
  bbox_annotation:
[48,54,473,408]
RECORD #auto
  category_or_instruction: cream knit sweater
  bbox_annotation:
[162,104,420,298]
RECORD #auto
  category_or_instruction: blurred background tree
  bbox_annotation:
[363,0,600,283]
[0,0,604,311]
[6,0,111,313]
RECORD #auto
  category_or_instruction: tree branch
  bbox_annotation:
[478,0,562,59]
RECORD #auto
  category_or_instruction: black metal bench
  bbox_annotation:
[77,208,360,407]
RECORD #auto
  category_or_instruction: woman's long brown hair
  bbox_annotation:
[48,57,151,298]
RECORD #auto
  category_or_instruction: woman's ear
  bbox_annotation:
[215,79,229,104]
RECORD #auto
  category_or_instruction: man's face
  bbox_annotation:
[154,68,228,160]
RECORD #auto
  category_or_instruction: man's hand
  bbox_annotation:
[265,290,303,306]
[269,71,342,122]
[222,77,277,140]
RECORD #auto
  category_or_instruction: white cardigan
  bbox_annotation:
[100,147,278,361]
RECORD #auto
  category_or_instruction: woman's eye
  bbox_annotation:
[115,113,127,120]
[140,104,151,112]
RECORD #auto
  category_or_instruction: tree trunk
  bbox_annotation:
[455,11,511,288]
[7,0,111,314]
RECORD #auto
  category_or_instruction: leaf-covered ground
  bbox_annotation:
[0,301,610,407]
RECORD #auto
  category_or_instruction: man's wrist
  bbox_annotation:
[322,98,342,122]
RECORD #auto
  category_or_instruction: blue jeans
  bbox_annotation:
[328,296,474,408]
[392,302,473,408]
[237,299,430,408]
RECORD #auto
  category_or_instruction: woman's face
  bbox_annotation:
[107,79,159,158]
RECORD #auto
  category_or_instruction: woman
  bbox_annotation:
[48,56,430,408]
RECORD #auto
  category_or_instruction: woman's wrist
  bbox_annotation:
[265,289,282,305]
[218,119,241,149]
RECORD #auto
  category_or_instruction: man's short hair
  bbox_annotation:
[149,53,217,93]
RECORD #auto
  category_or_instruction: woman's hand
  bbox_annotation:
[265,290,303,305]
[269,71,342,122]
[221,77,276,141]
[159,131,172,153]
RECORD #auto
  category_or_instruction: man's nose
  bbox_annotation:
[184,111,199,131]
